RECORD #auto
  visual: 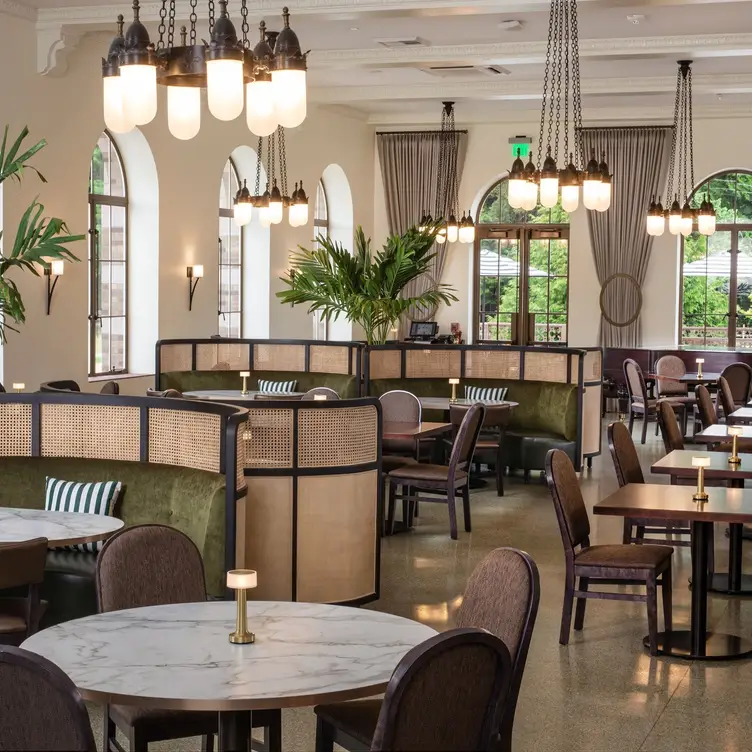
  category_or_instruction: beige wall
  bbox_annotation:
[0,16,375,393]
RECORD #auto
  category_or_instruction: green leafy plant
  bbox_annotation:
[0,126,84,341]
[277,225,458,345]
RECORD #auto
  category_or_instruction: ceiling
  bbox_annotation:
[17,0,752,123]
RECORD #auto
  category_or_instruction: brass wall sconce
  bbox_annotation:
[45,260,65,315]
[187,265,204,311]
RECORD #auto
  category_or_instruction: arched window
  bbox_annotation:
[681,171,752,348]
[314,180,329,247]
[219,158,242,338]
[89,132,127,375]
[474,178,569,345]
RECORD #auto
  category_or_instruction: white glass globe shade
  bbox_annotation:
[246,80,278,136]
[596,181,612,212]
[668,213,682,236]
[167,86,201,141]
[560,185,580,213]
[206,59,244,121]
[119,64,157,125]
[458,225,475,244]
[508,178,526,209]
[446,223,459,244]
[234,202,253,227]
[646,214,665,237]
[103,76,135,134]
[268,199,284,225]
[259,206,272,228]
[582,178,601,211]
[435,231,446,245]
[680,216,694,237]
[698,214,716,236]
[521,181,538,211]
[289,203,309,227]
[539,177,559,208]
[272,69,307,128]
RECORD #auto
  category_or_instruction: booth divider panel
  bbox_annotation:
[369,349,401,380]
[148,409,221,473]
[524,351,570,383]
[406,349,461,379]
[236,430,247,489]
[309,345,349,375]
[582,385,602,457]
[351,348,359,377]
[296,471,378,603]
[40,404,141,461]
[297,406,378,468]
[464,350,521,380]
[196,343,251,372]
[244,409,294,469]
[253,344,306,372]
[0,404,32,457]
[160,344,193,373]
[583,349,603,382]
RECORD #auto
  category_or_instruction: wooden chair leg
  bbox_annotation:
[200,734,214,752]
[461,485,471,533]
[574,577,588,631]
[646,575,659,656]
[128,728,148,752]
[662,566,673,633]
[641,412,649,444]
[103,706,117,752]
[496,441,504,497]
[636,525,645,543]
[315,717,335,752]
[622,518,632,544]
[559,570,575,645]
[447,489,458,540]
[628,410,635,435]
[387,483,397,535]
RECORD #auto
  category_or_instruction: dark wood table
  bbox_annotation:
[647,372,720,386]
[694,425,752,444]
[730,407,752,423]
[652,449,752,595]
[382,422,452,441]
[594,483,752,660]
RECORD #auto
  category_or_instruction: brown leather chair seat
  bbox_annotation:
[576,544,673,569]
[0,599,34,635]
[388,464,467,483]
[381,456,418,473]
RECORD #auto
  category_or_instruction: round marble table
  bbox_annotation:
[0,507,123,547]
[22,600,435,751]
[184,389,305,402]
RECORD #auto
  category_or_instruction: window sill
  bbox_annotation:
[88,373,153,383]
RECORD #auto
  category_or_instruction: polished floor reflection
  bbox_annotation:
[90,419,752,751]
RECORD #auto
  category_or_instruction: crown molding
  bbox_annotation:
[37,23,82,75]
[0,0,36,21]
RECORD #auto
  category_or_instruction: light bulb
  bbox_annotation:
[458,224,474,244]
[206,59,244,121]
[246,79,278,136]
[167,86,201,140]
[119,64,157,125]
[289,202,309,227]
[560,184,580,212]
[234,202,253,227]
[646,214,665,236]
[582,178,602,211]
[446,218,459,244]
[668,214,682,235]
[698,213,716,236]
[680,215,694,237]
[596,180,611,212]
[268,199,284,225]
[539,177,559,208]
[508,178,526,209]
[272,69,307,128]
[521,181,538,211]
[436,231,446,245]
[103,75,134,134]
[259,206,272,228]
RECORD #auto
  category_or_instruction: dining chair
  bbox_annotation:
[301,386,340,400]
[545,449,673,655]
[386,403,486,539]
[0,645,96,751]
[0,538,48,646]
[99,381,120,395]
[720,362,752,410]
[95,525,281,752]
[146,388,183,398]
[658,398,685,452]
[314,547,539,752]
[379,390,423,475]
[655,355,694,404]
[718,376,738,424]
[695,384,717,430]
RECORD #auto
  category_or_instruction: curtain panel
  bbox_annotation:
[377,131,468,335]
[580,126,672,347]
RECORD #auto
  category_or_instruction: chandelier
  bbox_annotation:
[233,127,308,228]
[102,1,308,140]
[506,0,611,213]
[418,102,475,244]
[646,61,715,237]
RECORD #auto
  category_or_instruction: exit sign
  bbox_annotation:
[511,142,530,158]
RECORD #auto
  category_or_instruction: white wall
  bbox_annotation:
[0,17,375,393]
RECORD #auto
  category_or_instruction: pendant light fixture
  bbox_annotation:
[646,61,715,237]
[505,0,611,213]
[233,179,253,227]
[101,2,308,140]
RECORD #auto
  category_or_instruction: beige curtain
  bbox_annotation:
[580,127,672,347]
[377,131,468,335]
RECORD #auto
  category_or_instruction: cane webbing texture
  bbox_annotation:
[369,350,401,380]
[236,424,247,489]
[406,349,461,379]
[148,409,221,473]
[309,345,349,375]
[583,349,602,382]
[464,350,521,380]
[159,344,193,373]
[253,344,305,372]
[524,351,569,383]
[244,409,294,469]
[298,406,378,468]
[0,404,32,456]
[351,348,359,377]
[196,343,250,372]
[40,404,140,461]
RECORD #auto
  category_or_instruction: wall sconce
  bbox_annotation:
[44,260,65,315]
[187,265,204,311]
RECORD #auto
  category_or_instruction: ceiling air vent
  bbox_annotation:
[374,37,429,48]
[424,65,510,79]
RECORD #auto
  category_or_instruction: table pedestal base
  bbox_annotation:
[643,631,752,660]
[709,573,752,595]
[219,710,252,752]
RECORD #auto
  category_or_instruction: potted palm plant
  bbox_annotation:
[277,225,458,345]
[0,126,83,341]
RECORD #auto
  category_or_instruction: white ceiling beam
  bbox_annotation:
[0,0,36,21]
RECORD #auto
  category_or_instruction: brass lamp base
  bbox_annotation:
[693,491,709,503]
[229,587,255,645]
[729,455,742,466]
[229,631,255,645]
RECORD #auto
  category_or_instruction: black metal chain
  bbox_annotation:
[571,0,583,167]
[189,0,198,43]
[255,137,263,195]
[562,0,570,163]
[241,0,250,48]
[680,71,687,201]
[167,0,176,48]
[208,0,215,33]
[537,0,556,167]
[448,105,458,216]
[665,66,681,203]
[551,0,563,166]
[435,107,447,217]
[688,66,695,194]
[278,127,289,196]
[157,0,167,49]
[268,131,276,191]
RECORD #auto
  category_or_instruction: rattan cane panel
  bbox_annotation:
[296,471,378,603]
[236,421,248,490]
[40,404,140,460]
[405,349,461,379]
[464,350,521,380]
[583,349,603,382]
[253,344,305,372]
[159,344,193,373]
[244,409,294,469]
[196,343,250,372]
[298,406,378,468]
[351,348,358,378]
[523,351,569,383]
[148,409,221,473]
[309,345,349,375]
[582,385,602,458]
[368,350,401,380]
[0,404,32,456]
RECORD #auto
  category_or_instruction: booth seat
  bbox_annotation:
[369,377,579,472]
[160,370,359,397]
[0,457,227,625]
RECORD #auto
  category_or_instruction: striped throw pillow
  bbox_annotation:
[258,379,298,393]
[464,385,508,402]
[44,477,122,553]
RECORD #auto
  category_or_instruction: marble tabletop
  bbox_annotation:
[184,390,305,402]
[0,507,123,547]
[22,601,436,711]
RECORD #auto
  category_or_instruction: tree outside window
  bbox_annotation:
[219,159,242,338]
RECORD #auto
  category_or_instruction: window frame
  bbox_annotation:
[218,158,244,338]
[88,130,128,377]
[314,179,329,242]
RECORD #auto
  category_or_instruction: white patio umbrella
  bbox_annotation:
[479,248,548,277]
[682,251,752,278]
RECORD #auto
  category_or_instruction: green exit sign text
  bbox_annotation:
[511,143,530,158]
